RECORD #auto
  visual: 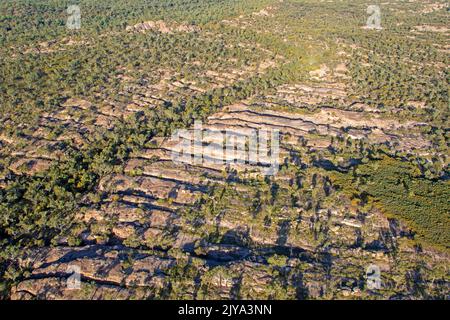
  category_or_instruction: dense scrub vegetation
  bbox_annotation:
[330,156,450,249]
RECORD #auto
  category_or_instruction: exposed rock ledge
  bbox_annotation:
[126,20,200,34]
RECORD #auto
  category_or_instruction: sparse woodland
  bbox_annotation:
[0,0,448,300]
